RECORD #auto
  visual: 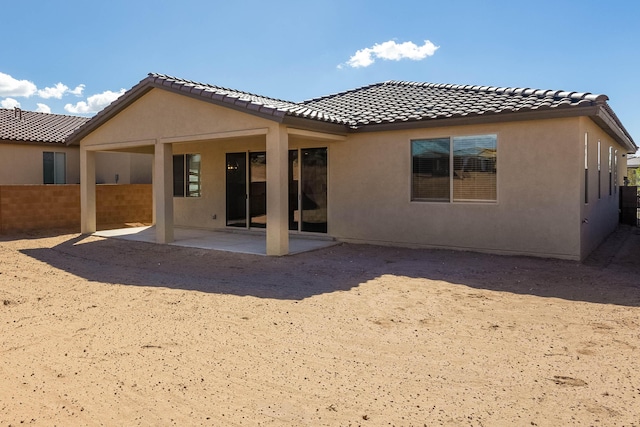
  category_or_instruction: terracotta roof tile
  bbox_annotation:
[0,108,89,144]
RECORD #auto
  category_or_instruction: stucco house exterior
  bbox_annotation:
[67,73,636,260]
[0,107,151,185]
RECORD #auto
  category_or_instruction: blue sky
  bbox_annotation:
[1,0,638,147]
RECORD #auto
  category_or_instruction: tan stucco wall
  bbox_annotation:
[579,117,629,258]
[0,143,80,184]
[78,87,626,260]
[96,152,152,184]
[329,118,583,259]
[80,89,277,147]
[0,142,150,186]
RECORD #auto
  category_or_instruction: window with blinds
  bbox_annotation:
[411,138,450,201]
[412,134,497,203]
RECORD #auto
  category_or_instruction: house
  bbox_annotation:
[626,155,640,186]
[66,73,636,260]
[0,107,152,185]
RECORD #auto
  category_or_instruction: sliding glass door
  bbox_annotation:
[226,152,247,227]
[289,148,327,233]
[226,152,268,228]
[227,148,327,233]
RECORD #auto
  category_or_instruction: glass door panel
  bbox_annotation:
[288,150,299,231]
[301,148,327,233]
[249,152,267,228]
[226,152,247,227]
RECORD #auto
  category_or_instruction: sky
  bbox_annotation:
[1,0,639,148]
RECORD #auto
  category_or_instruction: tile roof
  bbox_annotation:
[300,81,611,127]
[0,108,89,144]
[67,73,636,151]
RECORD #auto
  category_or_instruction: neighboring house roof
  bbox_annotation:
[627,156,640,168]
[0,107,89,144]
[66,73,637,152]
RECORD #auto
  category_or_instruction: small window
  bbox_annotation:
[614,149,618,194]
[608,147,613,196]
[43,152,66,184]
[584,134,588,204]
[597,140,601,199]
[173,154,201,197]
[412,134,497,202]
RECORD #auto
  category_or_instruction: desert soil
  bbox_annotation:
[1,227,639,426]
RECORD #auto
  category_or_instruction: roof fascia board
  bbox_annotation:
[67,77,287,146]
[349,106,600,133]
[592,106,637,152]
[281,115,349,135]
[0,138,69,146]
[157,83,288,124]
[66,82,155,146]
[287,127,347,141]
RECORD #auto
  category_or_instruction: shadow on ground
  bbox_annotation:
[16,226,640,305]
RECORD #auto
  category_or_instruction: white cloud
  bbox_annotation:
[64,88,126,114]
[36,103,51,113]
[1,98,21,108]
[69,84,85,96]
[0,72,37,97]
[342,39,439,68]
[38,82,69,99]
[38,82,86,99]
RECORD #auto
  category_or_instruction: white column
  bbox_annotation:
[266,124,289,256]
[154,141,174,244]
[80,147,96,233]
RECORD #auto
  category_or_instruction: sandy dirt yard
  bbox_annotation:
[1,227,639,427]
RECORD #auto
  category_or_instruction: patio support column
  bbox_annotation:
[266,124,289,256]
[154,141,174,244]
[80,147,96,234]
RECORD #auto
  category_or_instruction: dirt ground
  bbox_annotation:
[1,227,639,427]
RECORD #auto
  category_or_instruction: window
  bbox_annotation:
[608,146,613,196]
[584,134,588,204]
[173,154,201,197]
[597,140,601,199]
[412,134,497,202]
[614,149,618,194]
[43,152,66,184]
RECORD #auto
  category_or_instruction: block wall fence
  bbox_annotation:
[0,184,152,234]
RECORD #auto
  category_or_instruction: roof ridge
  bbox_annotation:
[0,107,90,120]
[299,81,388,104]
[367,80,608,102]
[148,72,294,105]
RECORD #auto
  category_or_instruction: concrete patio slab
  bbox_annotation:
[93,226,338,255]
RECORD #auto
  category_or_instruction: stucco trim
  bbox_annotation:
[287,127,347,141]
[81,139,157,152]
[159,127,270,144]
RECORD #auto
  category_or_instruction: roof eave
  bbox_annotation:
[281,115,349,136]
[591,106,637,153]
[66,75,290,146]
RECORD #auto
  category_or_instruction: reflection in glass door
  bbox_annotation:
[226,152,247,227]
[249,152,267,228]
[289,148,327,233]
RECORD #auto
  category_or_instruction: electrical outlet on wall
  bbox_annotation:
[212,214,217,220]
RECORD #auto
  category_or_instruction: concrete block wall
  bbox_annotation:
[96,184,153,227]
[0,184,152,234]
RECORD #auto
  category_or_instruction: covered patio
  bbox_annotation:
[93,226,338,255]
